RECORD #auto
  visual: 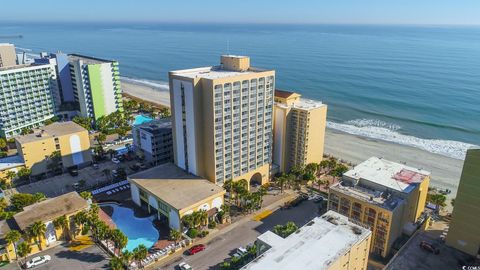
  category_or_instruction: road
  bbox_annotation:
[159,200,323,270]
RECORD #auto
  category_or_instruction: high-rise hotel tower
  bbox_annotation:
[169,55,275,185]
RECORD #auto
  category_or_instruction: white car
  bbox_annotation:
[26,255,51,268]
[179,262,193,270]
[111,157,120,164]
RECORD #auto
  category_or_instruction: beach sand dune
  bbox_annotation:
[122,79,463,201]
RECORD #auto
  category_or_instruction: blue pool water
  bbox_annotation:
[101,203,159,252]
[133,115,153,126]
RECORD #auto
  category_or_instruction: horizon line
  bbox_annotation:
[1,20,480,27]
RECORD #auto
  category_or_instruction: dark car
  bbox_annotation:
[130,164,140,172]
[187,244,206,255]
[68,166,79,177]
[419,241,440,254]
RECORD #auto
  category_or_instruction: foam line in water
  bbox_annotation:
[120,76,169,91]
[327,119,474,160]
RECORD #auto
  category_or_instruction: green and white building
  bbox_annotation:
[0,64,57,138]
[69,54,123,120]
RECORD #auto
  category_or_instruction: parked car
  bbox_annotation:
[92,163,99,169]
[129,164,140,172]
[26,255,51,268]
[237,247,248,255]
[419,241,440,254]
[187,244,206,255]
[111,157,120,164]
[68,167,79,177]
[138,163,148,170]
[178,262,193,270]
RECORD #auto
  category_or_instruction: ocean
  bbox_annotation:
[1,22,479,159]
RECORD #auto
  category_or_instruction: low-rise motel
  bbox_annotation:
[128,163,225,230]
[272,89,327,173]
[446,147,480,257]
[242,211,371,270]
[0,192,88,262]
[15,121,92,176]
[327,157,430,258]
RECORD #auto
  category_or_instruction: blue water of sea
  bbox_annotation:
[1,22,479,159]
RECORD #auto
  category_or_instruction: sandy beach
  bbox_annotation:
[121,79,464,201]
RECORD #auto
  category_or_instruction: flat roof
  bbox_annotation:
[15,121,87,144]
[13,192,88,231]
[0,155,24,171]
[170,65,271,80]
[68,54,115,65]
[128,163,225,210]
[0,62,52,72]
[136,118,172,135]
[344,157,430,193]
[243,211,371,270]
[275,89,298,99]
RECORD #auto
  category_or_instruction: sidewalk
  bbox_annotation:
[146,190,297,269]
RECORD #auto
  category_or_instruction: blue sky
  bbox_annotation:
[2,0,480,25]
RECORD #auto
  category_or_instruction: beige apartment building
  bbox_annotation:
[273,89,327,173]
[15,121,92,175]
[169,55,275,186]
[242,211,371,270]
[0,43,16,68]
[446,147,480,257]
[328,157,430,258]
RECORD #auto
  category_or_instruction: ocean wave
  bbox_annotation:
[327,119,474,160]
[120,76,169,91]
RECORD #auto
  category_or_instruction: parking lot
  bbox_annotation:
[159,198,325,270]
[385,224,474,270]
[5,158,139,198]
[4,243,109,270]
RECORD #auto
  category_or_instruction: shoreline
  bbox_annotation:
[121,79,463,201]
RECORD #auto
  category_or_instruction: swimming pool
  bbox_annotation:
[100,203,159,252]
[133,115,153,126]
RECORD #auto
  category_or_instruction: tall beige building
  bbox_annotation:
[169,55,275,185]
[273,89,327,173]
[0,43,16,68]
[446,147,480,257]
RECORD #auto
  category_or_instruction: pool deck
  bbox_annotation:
[97,194,174,254]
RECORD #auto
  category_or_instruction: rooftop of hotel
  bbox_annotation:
[128,163,225,210]
[13,192,88,231]
[68,53,115,65]
[275,89,325,110]
[170,65,270,80]
[15,121,87,144]
[0,62,52,72]
[136,118,172,135]
[343,157,430,192]
[242,211,371,270]
[0,155,24,171]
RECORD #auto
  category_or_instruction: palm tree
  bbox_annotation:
[121,250,133,265]
[111,229,128,255]
[16,242,31,266]
[198,210,208,228]
[223,179,235,203]
[53,215,71,241]
[5,230,21,260]
[181,214,195,230]
[28,221,46,251]
[79,191,92,201]
[5,170,16,187]
[109,256,125,270]
[133,244,148,269]
[169,229,182,246]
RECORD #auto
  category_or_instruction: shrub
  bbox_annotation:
[208,221,217,229]
[199,230,209,238]
[187,228,198,238]
[0,151,7,158]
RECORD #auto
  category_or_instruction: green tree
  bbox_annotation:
[72,116,93,131]
[5,230,21,260]
[47,150,62,172]
[273,221,298,238]
[17,167,32,181]
[95,133,107,147]
[109,256,125,270]
[169,229,182,246]
[111,229,128,254]
[53,215,71,241]
[16,241,31,265]
[10,192,46,211]
[0,137,7,150]
[28,221,46,250]
[132,244,148,269]
[20,128,33,135]
[121,250,133,265]
[331,164,349,177]
[427,193,447,208]
[80,191,92,201]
